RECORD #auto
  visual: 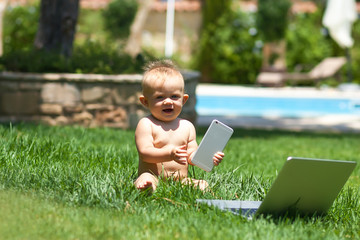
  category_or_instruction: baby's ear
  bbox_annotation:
[183,94,189,104]
[139,95,148,107]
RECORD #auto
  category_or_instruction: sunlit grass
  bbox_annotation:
[0,123,359,239]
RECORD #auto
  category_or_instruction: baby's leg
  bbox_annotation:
[181,178,209,191]
[134,172,159,192]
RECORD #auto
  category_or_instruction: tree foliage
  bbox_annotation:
[256,0,291,42]
[286,12,333,72]
[196,0,233,82]
[102,0,138,40]
[196,9,262,84]
[3,4,39,54]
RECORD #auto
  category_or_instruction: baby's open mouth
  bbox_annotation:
[163,109,174,113]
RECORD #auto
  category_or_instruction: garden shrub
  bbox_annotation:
[195,9,262,84]
[0,41,147,74]
[3,4,39,54]
[0,2,147,74]
[0,49,70,73]
[286,12,333,72]
[71,40,143,74]
[196,0,232,83]
[102,0,138,40]
[346,20,360,83]
[256,0,291,42]
[286,10,360,84]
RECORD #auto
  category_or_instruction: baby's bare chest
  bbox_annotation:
[152,127,189,148]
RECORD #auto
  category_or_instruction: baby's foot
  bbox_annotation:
[137,180,153,190]
[134,172,158,192]
[182,178,209,191]
[135,179,157,193]
[196,180,209,191]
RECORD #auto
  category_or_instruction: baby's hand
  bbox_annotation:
[213,152,224,166]
[171,145,188,165]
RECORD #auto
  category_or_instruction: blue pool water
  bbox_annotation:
[196,95,360,118]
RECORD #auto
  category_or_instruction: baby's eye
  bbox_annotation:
[156,96,163,99]
[171,95,180,99]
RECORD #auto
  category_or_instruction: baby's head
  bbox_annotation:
[140,60,189,122]
[142,59,184,97]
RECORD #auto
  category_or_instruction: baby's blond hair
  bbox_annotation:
[142,60,184,96]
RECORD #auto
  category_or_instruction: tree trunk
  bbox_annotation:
[125,0,154,58]
[0,0,9,56]
[34,0,79,57]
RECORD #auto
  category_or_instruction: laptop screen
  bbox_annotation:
[257,157,357,216]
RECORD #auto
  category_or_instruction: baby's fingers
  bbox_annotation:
[174,145,187,154]
[179,144,187,150]
[175,151,188,165]
[213,152,225,166]
[176,152,188,159]
[214,152,224,159]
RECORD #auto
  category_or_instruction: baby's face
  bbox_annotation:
[142,78,188,122]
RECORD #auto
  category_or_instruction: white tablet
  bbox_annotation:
[191,120,233,172]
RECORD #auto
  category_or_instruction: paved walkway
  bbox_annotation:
[196,84,360,133]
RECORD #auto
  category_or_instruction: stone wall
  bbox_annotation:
[0,71,199,129]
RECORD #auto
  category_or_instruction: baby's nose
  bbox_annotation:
[163,98,173,104]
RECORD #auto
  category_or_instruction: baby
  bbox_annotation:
[134,60,224,191]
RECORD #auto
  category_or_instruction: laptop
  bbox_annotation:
[197,157,357,219]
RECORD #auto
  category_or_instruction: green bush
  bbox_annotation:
[256,0,291,42]
[286,10,360,84]
[102,0,138,40]
[1,2,148,74]
[0,49,70,73]
[196,0,232,82]
[348,20,360,83]
[286,12,333,72]
[3,4,39,54]
[71,40,144,74]
[0,41,147,74]
[195,9,262,84]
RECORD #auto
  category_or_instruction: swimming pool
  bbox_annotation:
[195,85,360,132]
[196,87,360,118]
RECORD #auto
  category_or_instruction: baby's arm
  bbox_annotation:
[135,118,187,164]
[186,122,198,165]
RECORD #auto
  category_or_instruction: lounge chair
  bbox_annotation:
[256,57,347,87]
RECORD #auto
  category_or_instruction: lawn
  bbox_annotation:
[0,123,359,239]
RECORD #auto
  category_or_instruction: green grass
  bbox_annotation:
[0,123,359,239]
